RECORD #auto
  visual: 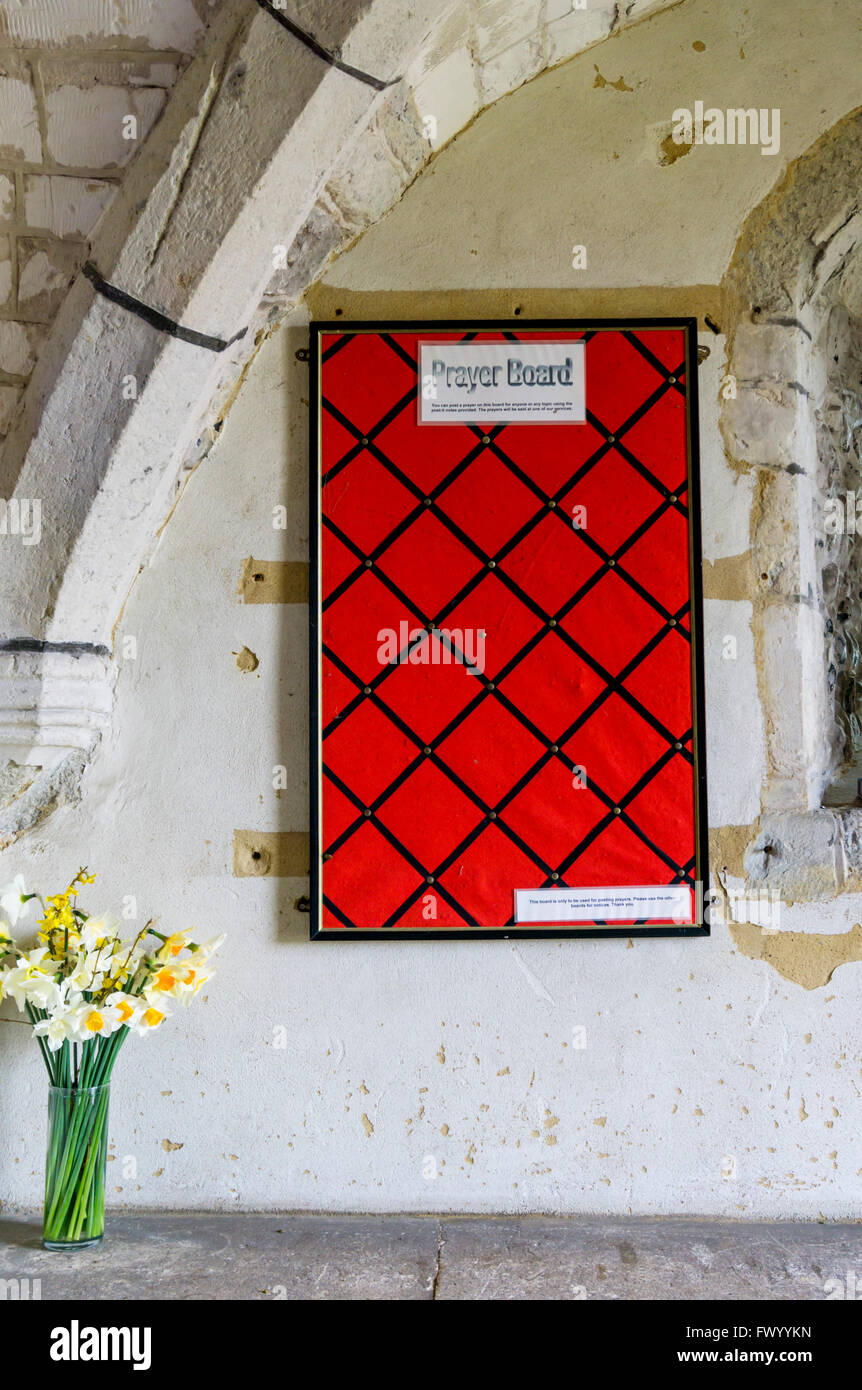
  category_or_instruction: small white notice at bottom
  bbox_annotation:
[514,885,692,924]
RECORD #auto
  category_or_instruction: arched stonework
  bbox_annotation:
[721,108,862,899]
[0,0,676,845]
[0,2,681,845]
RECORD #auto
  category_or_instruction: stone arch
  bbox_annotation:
[0,0,678,842]
[721,107,862,896]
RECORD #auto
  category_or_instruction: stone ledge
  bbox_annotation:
[1,1212,860,1300]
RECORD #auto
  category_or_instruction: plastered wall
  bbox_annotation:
[2,0,862,1216]
[0,1,220,439]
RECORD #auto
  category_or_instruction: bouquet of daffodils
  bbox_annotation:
[0,868,223,1248]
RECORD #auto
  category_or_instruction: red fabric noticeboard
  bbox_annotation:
[310,321,708,938]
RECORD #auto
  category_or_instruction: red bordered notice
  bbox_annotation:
[310,321,708,939]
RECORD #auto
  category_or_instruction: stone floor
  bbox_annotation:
[1,1213,860,1299]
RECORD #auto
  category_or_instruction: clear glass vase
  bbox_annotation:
[43,1083,110,1250]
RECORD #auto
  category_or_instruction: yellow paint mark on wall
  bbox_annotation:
[592,64,633,91]
[728,919,862,990]
[238,557,309,604]
[709,823,758,880]
[234,645,259,672]
[702,552,756,601]
[658,131,692,166]
[232,830,309,877]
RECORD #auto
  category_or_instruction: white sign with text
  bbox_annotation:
[514,885,692,924]
[419,340,586,423]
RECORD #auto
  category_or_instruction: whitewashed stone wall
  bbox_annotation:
[1,0,862,1218]
[0,1,221,440]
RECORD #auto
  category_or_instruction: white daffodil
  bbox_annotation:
[155,929,193,963]
[148,961,190,998]
[190,933,226,959]
[79,913,122,952]
[70,1001,123,1041]
[104,990,139,1028]
[149,951,217,1006]
[126,995,171,1036]
[63,951,106,995]
[33,997,83,1052]
[109,939,147,982]
[0,874,31,929]
[2,950,64,1012]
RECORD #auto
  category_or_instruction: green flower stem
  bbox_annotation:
[43,1040,101,1230]
[66,1085,109,1241]
[25,1003,54,1081]
[44,1074,110,1242]
[43,1028,128,1242]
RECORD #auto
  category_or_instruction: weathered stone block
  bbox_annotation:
[44,83,166,168]
[264,202,345,301]
[704,599,765,826]
[474,0,541,64]
[0,234,11,308]
[545,4,617,65]
[17,236,85,318]
[375,92,428,182]
[479,36,544,106]
[412,47,479,150]
[546,0,573,21]
[0,59,42,162]
[0,320,44,377]
[23,174,114,237]
[722,384,805,468]
[1,0,204,52]
[732,322,819,394]
[0,174,15,221]
[744,810,842,900]
[0,382,23,434]
[326,124,410,234]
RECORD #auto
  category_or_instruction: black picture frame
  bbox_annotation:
[309,318,709,940]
